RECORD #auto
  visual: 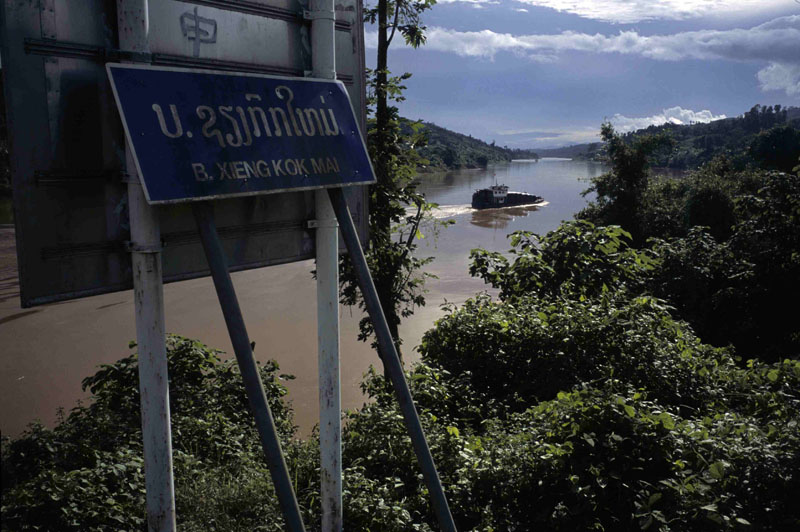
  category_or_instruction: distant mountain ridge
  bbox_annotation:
[406,120,539,171]
[538,104,800,169]
[536,144,602,159]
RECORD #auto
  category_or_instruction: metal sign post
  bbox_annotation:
[106,63,374,531]
[327,188,459,532]
[116,2,177,531]
[309,0,343,529]
[192,202,306,532]
[1,1,371,529]
[109,56,457,529]
[1,0,370,309]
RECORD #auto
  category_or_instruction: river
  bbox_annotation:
[0,158,607,437]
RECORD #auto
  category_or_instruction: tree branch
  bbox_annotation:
[387,1,401,47]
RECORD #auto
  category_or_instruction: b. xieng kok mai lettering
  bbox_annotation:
[191,157,340,181]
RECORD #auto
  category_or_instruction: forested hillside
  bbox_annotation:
[540,104,800,169]
[536,142,604,159]
[405,120,539,171]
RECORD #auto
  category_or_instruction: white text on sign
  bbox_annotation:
[192,157,341,181]
[153,86,343,148]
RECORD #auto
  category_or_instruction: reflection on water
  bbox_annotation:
[412,158,610,348]
[470,203,545,230]
[416,158,608,259]
[426,200,552,231]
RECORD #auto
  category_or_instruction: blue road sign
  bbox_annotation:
[107,64,376,204]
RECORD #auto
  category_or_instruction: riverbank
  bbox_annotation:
[0,226,459,438]
[1,159,605,437]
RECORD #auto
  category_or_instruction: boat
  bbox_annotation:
[471,184,543,209]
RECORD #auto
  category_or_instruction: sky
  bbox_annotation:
[364,0,800,149]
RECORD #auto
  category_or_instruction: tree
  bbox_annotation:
[578,123,673,243]
[748,124,800,173]
[339,0,438,364]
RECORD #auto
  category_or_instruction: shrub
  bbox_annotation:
[1,336,301,532]
[469,221,655,301]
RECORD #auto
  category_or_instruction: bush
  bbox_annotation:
[420,292,732,420]
[460,384,800,531]
[469,221,655,301]
[334,335,800,531]
[1,336,304,532]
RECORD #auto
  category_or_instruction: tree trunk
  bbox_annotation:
[373,0,403,367]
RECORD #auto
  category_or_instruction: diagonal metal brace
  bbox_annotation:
[326,187,458,532]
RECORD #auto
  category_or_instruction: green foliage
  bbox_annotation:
[543,104,799,170]
[3,321,799,531]
[4,111,800,531]
[470,221,654,300]
[639,168,800,361]
[635,105,800,170]
[364,0,437,50]
[338,103,439,350]
[333,304,800,531]
[748,125,800,173]
[578,114,800,361]
[407,120,538,171]
[1,336,302,532]
[459,383,799,531]
[340,0,446,357]
[579,123,674,242]
[420,291,733,420]
[645,228,752,350]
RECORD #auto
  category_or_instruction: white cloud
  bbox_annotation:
[365,15,800,96]
[515,8,529,13]
[512,0,788,24]
[410,16,800,63]
[757,62,800,97]
[610,107,727,132]
[436,0,498,4]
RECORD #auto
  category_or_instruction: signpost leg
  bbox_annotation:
[192,202,306,532]
[129,172,177,532]
[326,188,458,532]
[116,3,177,531]
[310,0,342,530]
[315,191,342,532]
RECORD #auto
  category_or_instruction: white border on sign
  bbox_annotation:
[106,62,377,205]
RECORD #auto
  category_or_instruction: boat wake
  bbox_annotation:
[405,204,474,220]
[429,204,475,219]
[407,201,549,221]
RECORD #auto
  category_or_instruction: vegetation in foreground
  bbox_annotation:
[3,0,797,522]
[3,219,799,530]
[3,103,800,530]
[4,143,800,528]
[2,103,800,532]
[578,123,800,361]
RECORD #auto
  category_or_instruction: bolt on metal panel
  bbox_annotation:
[1,0,369,307]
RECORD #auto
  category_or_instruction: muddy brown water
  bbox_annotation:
[0,159,607,438]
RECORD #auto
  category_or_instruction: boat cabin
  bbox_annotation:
[491,184,508,204]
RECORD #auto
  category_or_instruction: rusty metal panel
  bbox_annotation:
[1,0,369,307]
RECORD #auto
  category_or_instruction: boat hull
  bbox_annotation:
[471,190,543,209]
